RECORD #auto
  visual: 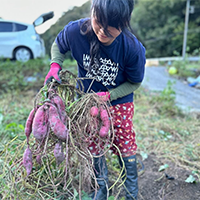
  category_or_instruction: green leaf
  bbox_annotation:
[18,124,25,130]
[81,191,92,200]
[18,135,27,140]
[185,175,196,183]
[81,195,92,200]
[74,188,78,197]
[5,122,18,129]
[108,196,115,200]
[140,151,148,161]
[158,164,169,172]
[75,190,92,200]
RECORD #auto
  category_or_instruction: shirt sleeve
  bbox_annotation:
[125,39,146,83]
[55,22,73,54]
[109,81,141,101]
[50,41,66,67]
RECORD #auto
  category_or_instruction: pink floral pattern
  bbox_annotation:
[110,102,137,157]
[89,102,137,157]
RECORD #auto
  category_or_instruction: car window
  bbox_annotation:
[0,22,13,32]
[14,23,28,32]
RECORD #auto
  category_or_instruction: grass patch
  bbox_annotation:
[0,58,199,199]
[134,87,200,180]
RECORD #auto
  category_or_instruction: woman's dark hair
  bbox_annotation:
[80,0,134,71]
[92,0,134,32]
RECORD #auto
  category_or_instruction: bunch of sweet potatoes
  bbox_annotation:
[23,89,112,177]
[89,106,110,138]
[23,91,69,176]
[25,93,68,143]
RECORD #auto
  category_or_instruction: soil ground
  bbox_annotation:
[110,153,200,200]
[137,153,200,200]
[136,66,200,200]
[17,66,200,200]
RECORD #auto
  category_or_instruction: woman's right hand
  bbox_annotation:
[44,63,62,85]
[96,92,110,101]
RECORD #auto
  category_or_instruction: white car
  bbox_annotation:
[0,12,54,62]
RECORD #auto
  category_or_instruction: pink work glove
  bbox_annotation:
[96,91,110,101]
[44,63,62,85]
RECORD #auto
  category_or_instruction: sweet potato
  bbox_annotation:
[23,147,33,176]
[51,94,67,124]
[25,107,38,143]
[90,106,99,117]
[32,105,48,141]
[99,107,110,137]
[48,104,69,141]
[54,142,65,166]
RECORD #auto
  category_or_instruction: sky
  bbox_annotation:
[0,0,89,34]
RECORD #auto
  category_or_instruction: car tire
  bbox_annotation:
[14,47,32,62]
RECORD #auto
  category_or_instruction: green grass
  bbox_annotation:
[0,58,199,199]
[159,55,200,79]
[133,87,200,180]
[171,59,199,78]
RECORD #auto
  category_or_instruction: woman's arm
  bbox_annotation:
[109,80,141,101]
[50,41,66,67]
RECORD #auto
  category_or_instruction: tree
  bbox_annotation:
[131,0,200,58]
[41,0,200,58]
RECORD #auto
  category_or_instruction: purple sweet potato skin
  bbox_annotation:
[23,147,33,176]
[51,95,67,124]
[99,108,110,137]
[25,107,37,140]
[54,142,65,166]
[99,126,109,137]
[49,104,69,141]
[90,106,99,117]
[32,105,48,141]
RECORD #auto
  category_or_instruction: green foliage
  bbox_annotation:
[185,175,196,183]
[4,123,25,140]
[40,0,200,58]
[0,81,200,198]
[131,0,200,58]
[0,58,78,94]
[63,59,78,75]
[0,90,36,145]
[158,130,172,141]
[0,58,49,93]
[158,164,169,172]
[150,80,180,116]
[0,57,199,198]
[140,151,148,161]
[74,189,92,200]
[171,57,200,78]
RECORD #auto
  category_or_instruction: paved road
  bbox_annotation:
[142,66,200,113]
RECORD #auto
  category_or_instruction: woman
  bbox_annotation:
[45,0,146,199]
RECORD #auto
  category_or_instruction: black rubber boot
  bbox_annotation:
[118,155,138,200]
[90,155,109,200]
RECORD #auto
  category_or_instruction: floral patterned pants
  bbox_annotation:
[89,102,137,157]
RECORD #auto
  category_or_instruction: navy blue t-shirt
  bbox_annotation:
[56,18,146,106]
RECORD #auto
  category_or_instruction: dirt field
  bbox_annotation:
[137,153,200,200]
[109,153,200,200]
